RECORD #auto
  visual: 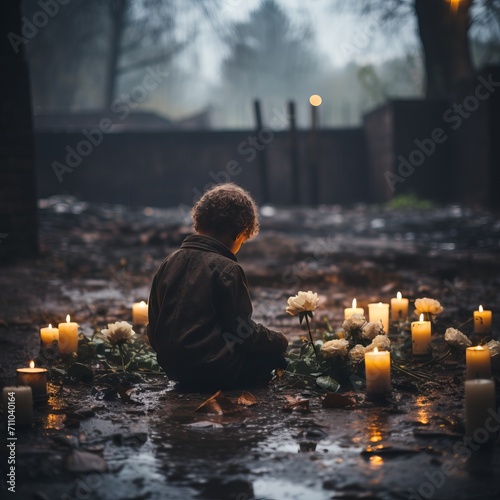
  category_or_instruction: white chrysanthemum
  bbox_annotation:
[341,314,366,336]
[444,328,471,349]
[365,334,391,352]
[362,322,384,340]
[101,321,135,346]
[321,339,349,358]
[484,340,500,357]
[414,297,443,316]
[349,344,366,363]
[286,291,319,316]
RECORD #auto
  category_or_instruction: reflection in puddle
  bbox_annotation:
[369,455,384,468]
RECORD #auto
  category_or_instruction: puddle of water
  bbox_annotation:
[254,478,326,500]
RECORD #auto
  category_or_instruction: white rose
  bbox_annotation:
[349,344,366,363]
[286,291,319,316]
[444,328,471,349]
[101,321,135,346]
[485,340,500,357]
[414,297,443,316]
[321,339,349,358]
[365,335,391,352]
[342,314,366,336]
[362,322,383,340]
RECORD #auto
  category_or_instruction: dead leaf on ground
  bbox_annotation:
[195,390,240,415]
[237,392,257,406]
[282,395,310,413]
[322,392,356,408]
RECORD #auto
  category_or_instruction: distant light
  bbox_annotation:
[309,94,322,107]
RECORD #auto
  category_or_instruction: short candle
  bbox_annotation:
[16,360,48,398]
[365,347,391,396]
[132,301,148,325]
[465,379,496,439]
[411,313,432,355]
[473,305,492,334]
[2,386,33,427]
[58,314,79,354]
[40,323,59,347]
[368,302,390,333]
[391,291,409,321]
[344,298,364,319]
[466,345,491,380]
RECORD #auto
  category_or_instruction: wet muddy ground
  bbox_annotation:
[1,197,500,500]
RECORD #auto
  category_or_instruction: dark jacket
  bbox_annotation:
[147,234,287,387]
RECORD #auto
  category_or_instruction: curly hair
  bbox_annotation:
[192,183,260,240]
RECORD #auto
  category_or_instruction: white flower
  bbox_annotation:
[365,335,391,352]
[286,291,319,316]
[342,314,366,336]
[485,340,500,357]
[321,339,349,358]
[362,322,384,340]
[349,344,366,363]
[101,321,135,346]
[414,297,443,316]
[444,328,471,349]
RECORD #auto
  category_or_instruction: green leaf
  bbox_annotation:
[316,375,340,392]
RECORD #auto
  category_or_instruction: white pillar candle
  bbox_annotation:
[16,360,48,398]
[368,302,390,333]
[465,379,496,439]
[474,305,492,334]
[390,291,409,321]
[466,346,491,380]
[411,313,432,355]
[344,298,365,319]
[2,386,34,427]
[40,324,59,347]
[132,301,148,325]
[58,314,79,354]
[365,348,391,396]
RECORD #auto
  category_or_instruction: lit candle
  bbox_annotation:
[344,298,365,319]
[40,324,59,347]
[466,346,491,380]
[365,347,391,397]
[390,291,409,321]
[132,301,148,325]
[16,360,48,399]
[2,386,33,427]
[473,305,492,334]
[58,314,79,354]
[368,302,390,333]
[411,313,432,355]
[465,379,496,439]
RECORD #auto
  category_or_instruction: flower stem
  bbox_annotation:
[118,344,125,372]
[305,315,320,365]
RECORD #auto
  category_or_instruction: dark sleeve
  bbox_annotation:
[147,272,160,351]
[218,264,288,354]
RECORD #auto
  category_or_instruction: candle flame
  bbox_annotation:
[374,347,379,353]
[397,291,402,300]
[479,305,483,312]
[352,298,357,308]
[419,313,424,322]
[29,360,35,369]
[66,314,70,322]
[472,345,484,351]
[140,301,147,306]
[48,323,52,328]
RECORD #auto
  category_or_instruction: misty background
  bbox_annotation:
[24,0,499,131]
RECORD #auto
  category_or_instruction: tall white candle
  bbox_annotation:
[132,301,148,325]
[344,298,364,319]
[411,313,432,355]
[58,314,79,354]
[391,291,409,321]
[465,379,496,439]
[466,346,491,380]
[2,386,34,427]
[368,302,390,333]
[365,348,391,397]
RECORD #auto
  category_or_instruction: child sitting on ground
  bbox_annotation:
[147,183,288,390]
